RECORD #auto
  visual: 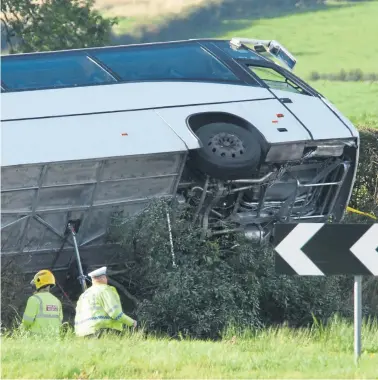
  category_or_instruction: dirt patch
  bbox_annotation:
[94,0,221,18]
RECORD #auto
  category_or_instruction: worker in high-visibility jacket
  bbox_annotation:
[74,266,137,338]
[21,269,63,335]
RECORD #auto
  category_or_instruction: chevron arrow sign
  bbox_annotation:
[272,223,378,275]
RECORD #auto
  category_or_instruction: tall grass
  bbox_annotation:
[2,316,378,378]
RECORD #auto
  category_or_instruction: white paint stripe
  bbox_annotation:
[275,223,325,276]
[350,224,378,276]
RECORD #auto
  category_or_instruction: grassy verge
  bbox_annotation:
[2,317,378,378]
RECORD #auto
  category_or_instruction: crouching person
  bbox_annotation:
[74,266,137,338]
[21,269,63,336]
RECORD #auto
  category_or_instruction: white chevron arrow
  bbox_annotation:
[350,224,378,276]
[275,223,325,275]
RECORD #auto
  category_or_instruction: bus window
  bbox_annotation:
[1,53,117,91]
[92,43,241,83]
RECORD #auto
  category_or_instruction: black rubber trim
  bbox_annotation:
[1,97,275,122]
[280,98,293,103]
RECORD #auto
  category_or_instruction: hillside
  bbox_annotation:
[95,0,218,17]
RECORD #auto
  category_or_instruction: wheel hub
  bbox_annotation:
[207,132,245,158]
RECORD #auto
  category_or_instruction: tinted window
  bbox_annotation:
[1,54,116,91]
[92,43,240,83]
[247,66,305,94]
[214,41,267,61]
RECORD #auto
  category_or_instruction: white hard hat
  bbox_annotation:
[88,266,107,278]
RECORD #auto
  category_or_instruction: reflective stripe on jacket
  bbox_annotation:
[74,284,134,337]
[21,292,63,335]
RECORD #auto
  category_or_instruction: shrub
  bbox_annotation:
[108,199,354,339]
[1,260,27,331]
[309,69,378,82]
[348,124,378,215]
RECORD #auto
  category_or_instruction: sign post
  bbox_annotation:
[272,222,378,364]
[354,275,362,364]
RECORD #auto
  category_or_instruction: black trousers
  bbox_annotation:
[84,328,122,339]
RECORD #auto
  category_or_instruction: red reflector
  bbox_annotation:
[272,120,278,123]
[277,113,284,118]
[121,133,128,136]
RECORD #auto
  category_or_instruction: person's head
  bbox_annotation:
[88,266,108,285]
[92,274,107,285]
[30,269,56,292]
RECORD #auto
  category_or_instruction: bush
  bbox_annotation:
[107,199,354,339]
[348,124,378,215]
[1,261,27,331]
[309,70,378,82]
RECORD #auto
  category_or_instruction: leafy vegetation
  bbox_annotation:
[0,261,26,330]
[0,0,117,53]
[310,70,378,82]
[103,199,351,340]
[348,121,378,215]
[2,317,378,378]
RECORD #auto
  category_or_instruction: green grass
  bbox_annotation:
[2,317,378,378]
[220,2,378,74]
[310,81,378,121]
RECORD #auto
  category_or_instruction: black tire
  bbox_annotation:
[189,122,262,180]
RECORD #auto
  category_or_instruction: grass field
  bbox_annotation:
[105,0,378,122]
[95,0,214,17]
[2,317,378,379]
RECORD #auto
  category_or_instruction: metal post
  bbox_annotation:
[166,208,177,268]
[67,223,87,293]
[354,275,362,364]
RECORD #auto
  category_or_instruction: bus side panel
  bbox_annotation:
[1,82,273,121]
[1,110,188,166]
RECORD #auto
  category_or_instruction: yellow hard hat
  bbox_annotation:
[30,269,56,290]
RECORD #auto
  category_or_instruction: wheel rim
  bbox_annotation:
[207,132,245,159]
